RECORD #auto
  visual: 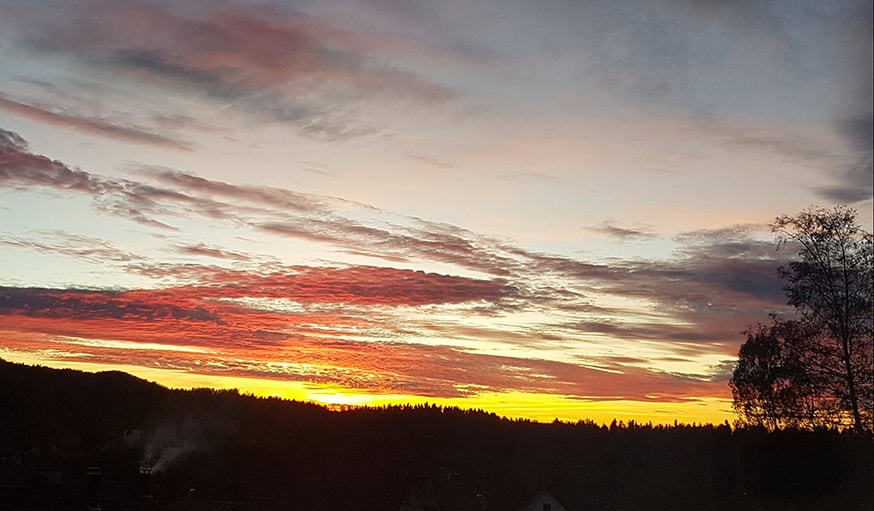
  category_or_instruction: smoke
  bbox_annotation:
[139,412,229,473]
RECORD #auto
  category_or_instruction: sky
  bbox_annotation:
[0,0,871,425]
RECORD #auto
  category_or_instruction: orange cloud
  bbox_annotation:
[0,270,730,404]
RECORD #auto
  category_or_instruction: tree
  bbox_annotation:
[730,320,838,429]
[731,206,873,431]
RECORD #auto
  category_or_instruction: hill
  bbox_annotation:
[0,359,871,510]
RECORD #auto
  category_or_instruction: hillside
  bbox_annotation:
[0,359,871,510]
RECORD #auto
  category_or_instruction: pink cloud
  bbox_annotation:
[174,243,250,261]
[9,0,456,139]
[0,96,191,150]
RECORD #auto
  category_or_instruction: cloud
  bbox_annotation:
[0,128,117,195]
[0,284,728,401]
[6,1,861,412]
[516,0,872,204]
[0,128,29,151]
[409,154,455,169]
[0,229,141,263]
[2,127,795,400]
[817,0,873,203]
[0,287,220,323]
[818,113,874,202]
[0,262,521,396]
[174,243,250,261]
[3,127,791,319]
[204,265,518,306]
[695,117,844,168]
[0,264,516,312]
[2,129,514,277]
[256,219,521,277]
[0,95,192,150]
[584,219,657,240]
[672,223,775,259]
[679,0,872,204]
[7,0,456,140]
[1,131,265,229]
[140,166,330,214]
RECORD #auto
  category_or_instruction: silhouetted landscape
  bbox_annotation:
[2,0,873,508]
[1,359,871,510]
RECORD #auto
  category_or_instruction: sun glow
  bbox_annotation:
[0,349,733,426]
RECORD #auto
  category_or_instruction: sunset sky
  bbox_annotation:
[1,0,871,424]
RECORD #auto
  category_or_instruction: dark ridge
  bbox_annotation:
[0,359,871,510]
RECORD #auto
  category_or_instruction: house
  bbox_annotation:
[399,475,440,511]
[515,489,568,511]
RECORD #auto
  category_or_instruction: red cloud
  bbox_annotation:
[0,265,514,315]
[0,257,730,403]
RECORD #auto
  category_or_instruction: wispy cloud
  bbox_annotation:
[584,220,658,241]
[0,95,192,150]
[173,243,250,261]
[0,229,141,263]
[818,113,874,202]
[818,0,873,203]
[0,127,791,403]
[2,127,790,310]
[6,0,457,140]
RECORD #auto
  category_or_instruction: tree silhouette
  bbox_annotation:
[2,358,872,510]
[730,321,831,429]
[732,206,873,431]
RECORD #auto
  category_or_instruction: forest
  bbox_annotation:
[1,359,871,510]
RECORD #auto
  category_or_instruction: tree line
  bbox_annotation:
[1,359,872,510]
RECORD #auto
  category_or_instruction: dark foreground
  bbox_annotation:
[1,359,871,510]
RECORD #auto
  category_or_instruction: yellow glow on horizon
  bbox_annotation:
[1,350,734,426]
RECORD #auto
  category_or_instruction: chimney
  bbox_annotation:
[85,466,102,510]
[138,466,153,498]
[408,475,440,511]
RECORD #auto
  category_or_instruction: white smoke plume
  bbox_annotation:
[140,412,229,473]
